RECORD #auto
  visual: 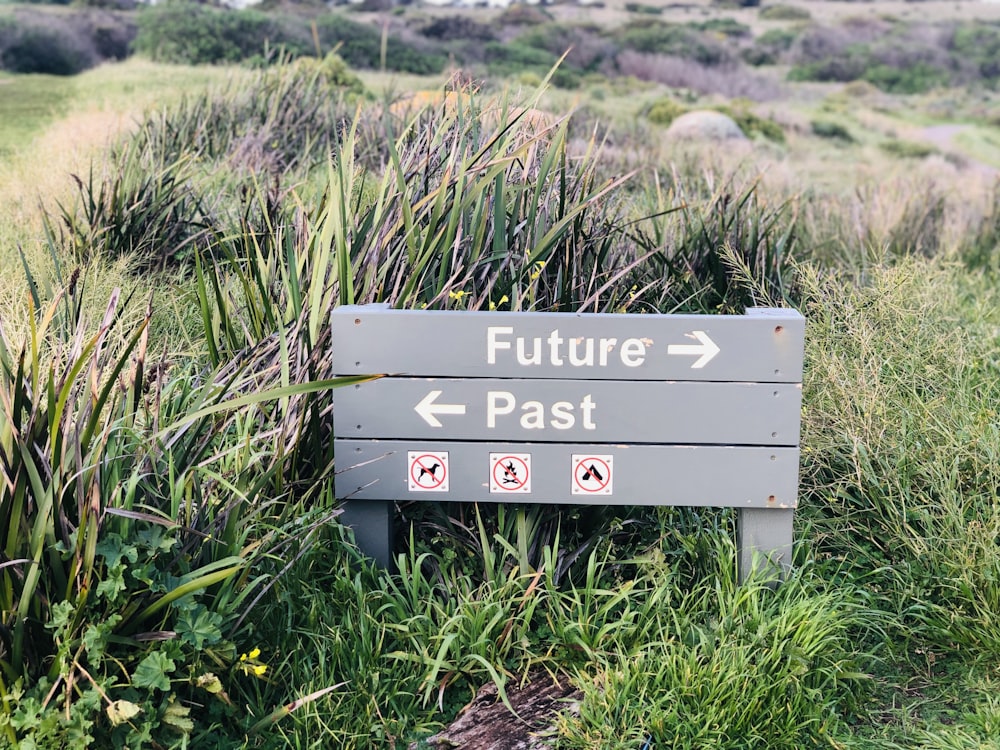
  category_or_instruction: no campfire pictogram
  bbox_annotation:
[489,453,531,494]
[408,451,449,492]
[572,455,613,495]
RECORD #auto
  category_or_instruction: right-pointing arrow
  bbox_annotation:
[414,390,467,428]
[667,330,720,369]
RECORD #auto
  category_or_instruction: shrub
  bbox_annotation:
[742,27,798,66]
[315,15,446,74]
[625,3,663,14]
[949,22,1000,83]
[714,100,785,142]
[496,4,553,26]
[133,4,308,65]
[788,21,957,93]
[880,138,937,159]
[515,23,614,74]
[482,41,558,77]
[644,96,687,126]
[419,15,495,42]
[759,3,811,21]
[688,17,752,39]
[811,119,855,142]
[87,9,136,60]
[615,51,784,100]
[0,9,99,74]
[617,20,736,67]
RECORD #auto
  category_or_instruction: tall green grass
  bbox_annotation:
[799,259,1000,657]
[247,518,869,748]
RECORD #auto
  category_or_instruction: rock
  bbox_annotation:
[665,110,747,141]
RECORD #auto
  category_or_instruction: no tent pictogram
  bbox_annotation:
[490,453,531,494]
[572,455,613,495]
[408,451,449,492]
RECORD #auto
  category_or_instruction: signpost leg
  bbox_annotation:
[340,500,394,569]
[737,508,793,582]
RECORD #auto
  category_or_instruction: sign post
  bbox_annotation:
[332,305,804,580]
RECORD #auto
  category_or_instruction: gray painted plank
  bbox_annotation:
[331,306,805,382]
[336,379,802,446]
[335,440,799,508]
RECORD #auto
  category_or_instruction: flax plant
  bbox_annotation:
[0,265,367,744]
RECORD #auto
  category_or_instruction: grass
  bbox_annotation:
[1,38,1000,749]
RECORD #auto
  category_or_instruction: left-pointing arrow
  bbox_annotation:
[414,390,467,428]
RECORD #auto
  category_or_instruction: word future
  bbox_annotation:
[487,326,719,369]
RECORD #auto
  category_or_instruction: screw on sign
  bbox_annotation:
[489,453,531,494]
[571,455,613,495]
[408,451,449,492]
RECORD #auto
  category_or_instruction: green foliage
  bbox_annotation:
[130,60,358,172]
[557,565,867,748]
[482,41,559,77]
[961,188,1000,274]
[625,3,663,15]
[687,17,752,39]
[629,170,799,313]
[799,260,1000,657]
[863,61,950,95]
[132,6,444,74]
[948,22,1000,82]
[644,96,687,126]
[880,138,937,159]
[0,9,100,74]
[314,15,446,74]
[742,27,798,66]
[249,512,868,747]
[811,119,855,142]
[758,3,811,21]
[50,147,209,273]
[133,3,307,65]
[787,21,981,93]
[714,100,786,143]
[617,21,735,67]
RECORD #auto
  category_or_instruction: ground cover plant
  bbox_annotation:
[2,6,1000,746]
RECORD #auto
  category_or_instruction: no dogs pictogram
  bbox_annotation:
[408,451,449,492]
[490,453,531,494]
[572,455,613,495]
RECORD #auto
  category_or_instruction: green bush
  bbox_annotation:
[788,22,958,92]
[133,4,308,65]
[482,40,558,77]
[714,101,785,143]
[625,2,663,14]
[742,27,798,66]
[880,138,937,159]
[949,22,1000,82]
[759,3,811,21]
[515,22,612,74]
[617,21,735,67]
[645,96,687,126]
[315,15,446,74]
[0,10,98,74]
[688,17,752,39]
[811,119,855,142]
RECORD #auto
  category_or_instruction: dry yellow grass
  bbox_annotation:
[0,60,238,353]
